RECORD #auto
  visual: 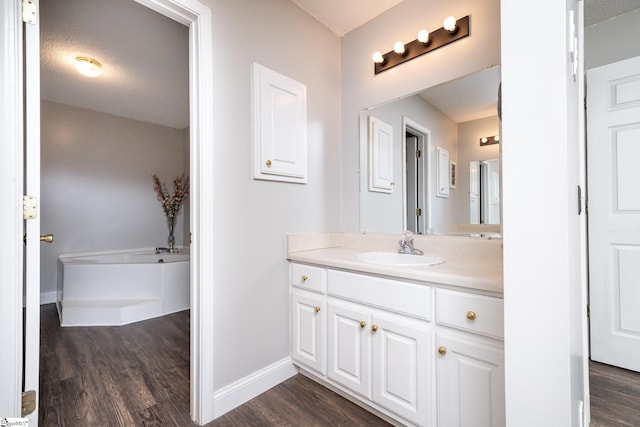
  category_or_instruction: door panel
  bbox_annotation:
[588,55,640,372]
[24,0,41,424]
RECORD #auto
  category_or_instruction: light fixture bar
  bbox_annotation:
[374,15,471,75]
[480,134,500,146]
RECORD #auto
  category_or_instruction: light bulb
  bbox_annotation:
[481,137,488,144]
[75,57,102,77]
[417,29,429,44]
[372,51,384,64]
[393,41,405,55]
[494,135,500,142]
[443,16,457,32]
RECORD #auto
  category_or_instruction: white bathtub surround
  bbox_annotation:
[57,248,190,326]
[286,232,503,293]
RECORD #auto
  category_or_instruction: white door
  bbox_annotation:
[469,161,480,223]
[588,55,640,372]
[24,1,42,424]
[0,0,40,423]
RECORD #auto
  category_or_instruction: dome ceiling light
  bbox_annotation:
[74,56,102,77]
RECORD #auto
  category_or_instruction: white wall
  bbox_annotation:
[501,0,587,424]
[360,95,457,234]
[340,0,501,231]
[585,9,640,69]
[40,101,187,296]
[206,0,341,390]
[454,116,500,224]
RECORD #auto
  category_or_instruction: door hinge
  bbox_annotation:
[22,0,38,24]
[416,208,422,217]
[23,195,38,220]
[415,150,421,158]
[22,390,36,416]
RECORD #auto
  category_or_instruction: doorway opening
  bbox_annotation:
[402,118,431,234]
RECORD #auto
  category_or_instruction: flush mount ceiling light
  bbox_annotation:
[74,56,102,77]
[372,15,470,75]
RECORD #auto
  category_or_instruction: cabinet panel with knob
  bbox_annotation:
[291,263,326,294]
[435,333,505,427]
[291,290,325,375]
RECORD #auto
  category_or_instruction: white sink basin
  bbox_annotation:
[355,251,445,267]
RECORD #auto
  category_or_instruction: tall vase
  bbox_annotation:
[167,217,176,252]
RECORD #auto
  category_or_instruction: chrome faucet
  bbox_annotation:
[155,247,172,254]
[398,230,424,255]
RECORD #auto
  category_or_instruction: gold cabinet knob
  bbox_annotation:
[314,306,320,313]
[466,311,477,320]
[40,234,54,243]
[390,181,395,186]
[371,324,379,332]
[438,346,447,355]
[266,159,272,167]
[301,275,308,282]
[360,321,366,328]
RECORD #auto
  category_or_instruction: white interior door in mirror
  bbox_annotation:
[437,146,450,198]
[252,63,307,183]
[368,116,394,193]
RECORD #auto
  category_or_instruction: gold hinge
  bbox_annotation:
[23,195,38,220]
[22,390,36,416]
[415,150,421,158]
[22,0,38,24]
[416,208,422,217]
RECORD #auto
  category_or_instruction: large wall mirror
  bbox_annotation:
[359,65,502,235]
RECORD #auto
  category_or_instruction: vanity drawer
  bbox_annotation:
[291,263,327,294]
[327,270,431,320]
[436,289,504,339]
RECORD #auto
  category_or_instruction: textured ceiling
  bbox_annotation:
[584,0,640,26]
[290,0,404,36]
[40,0,189,129]
[39,0,640,130]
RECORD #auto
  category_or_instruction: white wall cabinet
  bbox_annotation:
[290,263,504,427]
[252,63,307,183]
[436,146,450,198]
[368,116,394,193]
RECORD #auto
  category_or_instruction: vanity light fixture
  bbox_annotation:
[480,135,500,146]
[372,15,470,75]
[74,56,102,77]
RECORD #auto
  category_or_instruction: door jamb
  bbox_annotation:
[133,0,214,423]
[402,117,431,234]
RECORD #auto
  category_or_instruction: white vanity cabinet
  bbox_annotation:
[291,264,326,375]
[435,288,505,427]
[289,262,504,427]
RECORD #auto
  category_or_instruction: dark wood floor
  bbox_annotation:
[590,360,640,427]
[39,304,390,426]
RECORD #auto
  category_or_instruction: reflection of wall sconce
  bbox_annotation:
[372,15,470,75]
[480,135,500,146]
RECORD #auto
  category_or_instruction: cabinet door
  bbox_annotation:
[327,301,371,397]
[368,116,394,193]
[371,315,431,427]
[291,291,325,374]
[436,334,505,427]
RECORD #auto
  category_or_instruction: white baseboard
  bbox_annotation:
[213,357,297,419]
[40,291,57,305]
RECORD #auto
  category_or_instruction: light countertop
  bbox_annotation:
[286,233,503,294]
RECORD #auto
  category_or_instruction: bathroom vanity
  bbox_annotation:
[287,233,504,427]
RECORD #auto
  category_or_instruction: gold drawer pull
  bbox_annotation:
[360,321,366,328]
[266,159,272,167]
[314,306,321,313]
[438,346,447,355]
[301,275,308,282]
[466,311,477,320]
[371,324,379,332]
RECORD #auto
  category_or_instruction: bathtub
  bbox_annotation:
[57,249,190,326]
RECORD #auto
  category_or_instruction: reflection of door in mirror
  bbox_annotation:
[405,132,425,234]
[470,159,500,224]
